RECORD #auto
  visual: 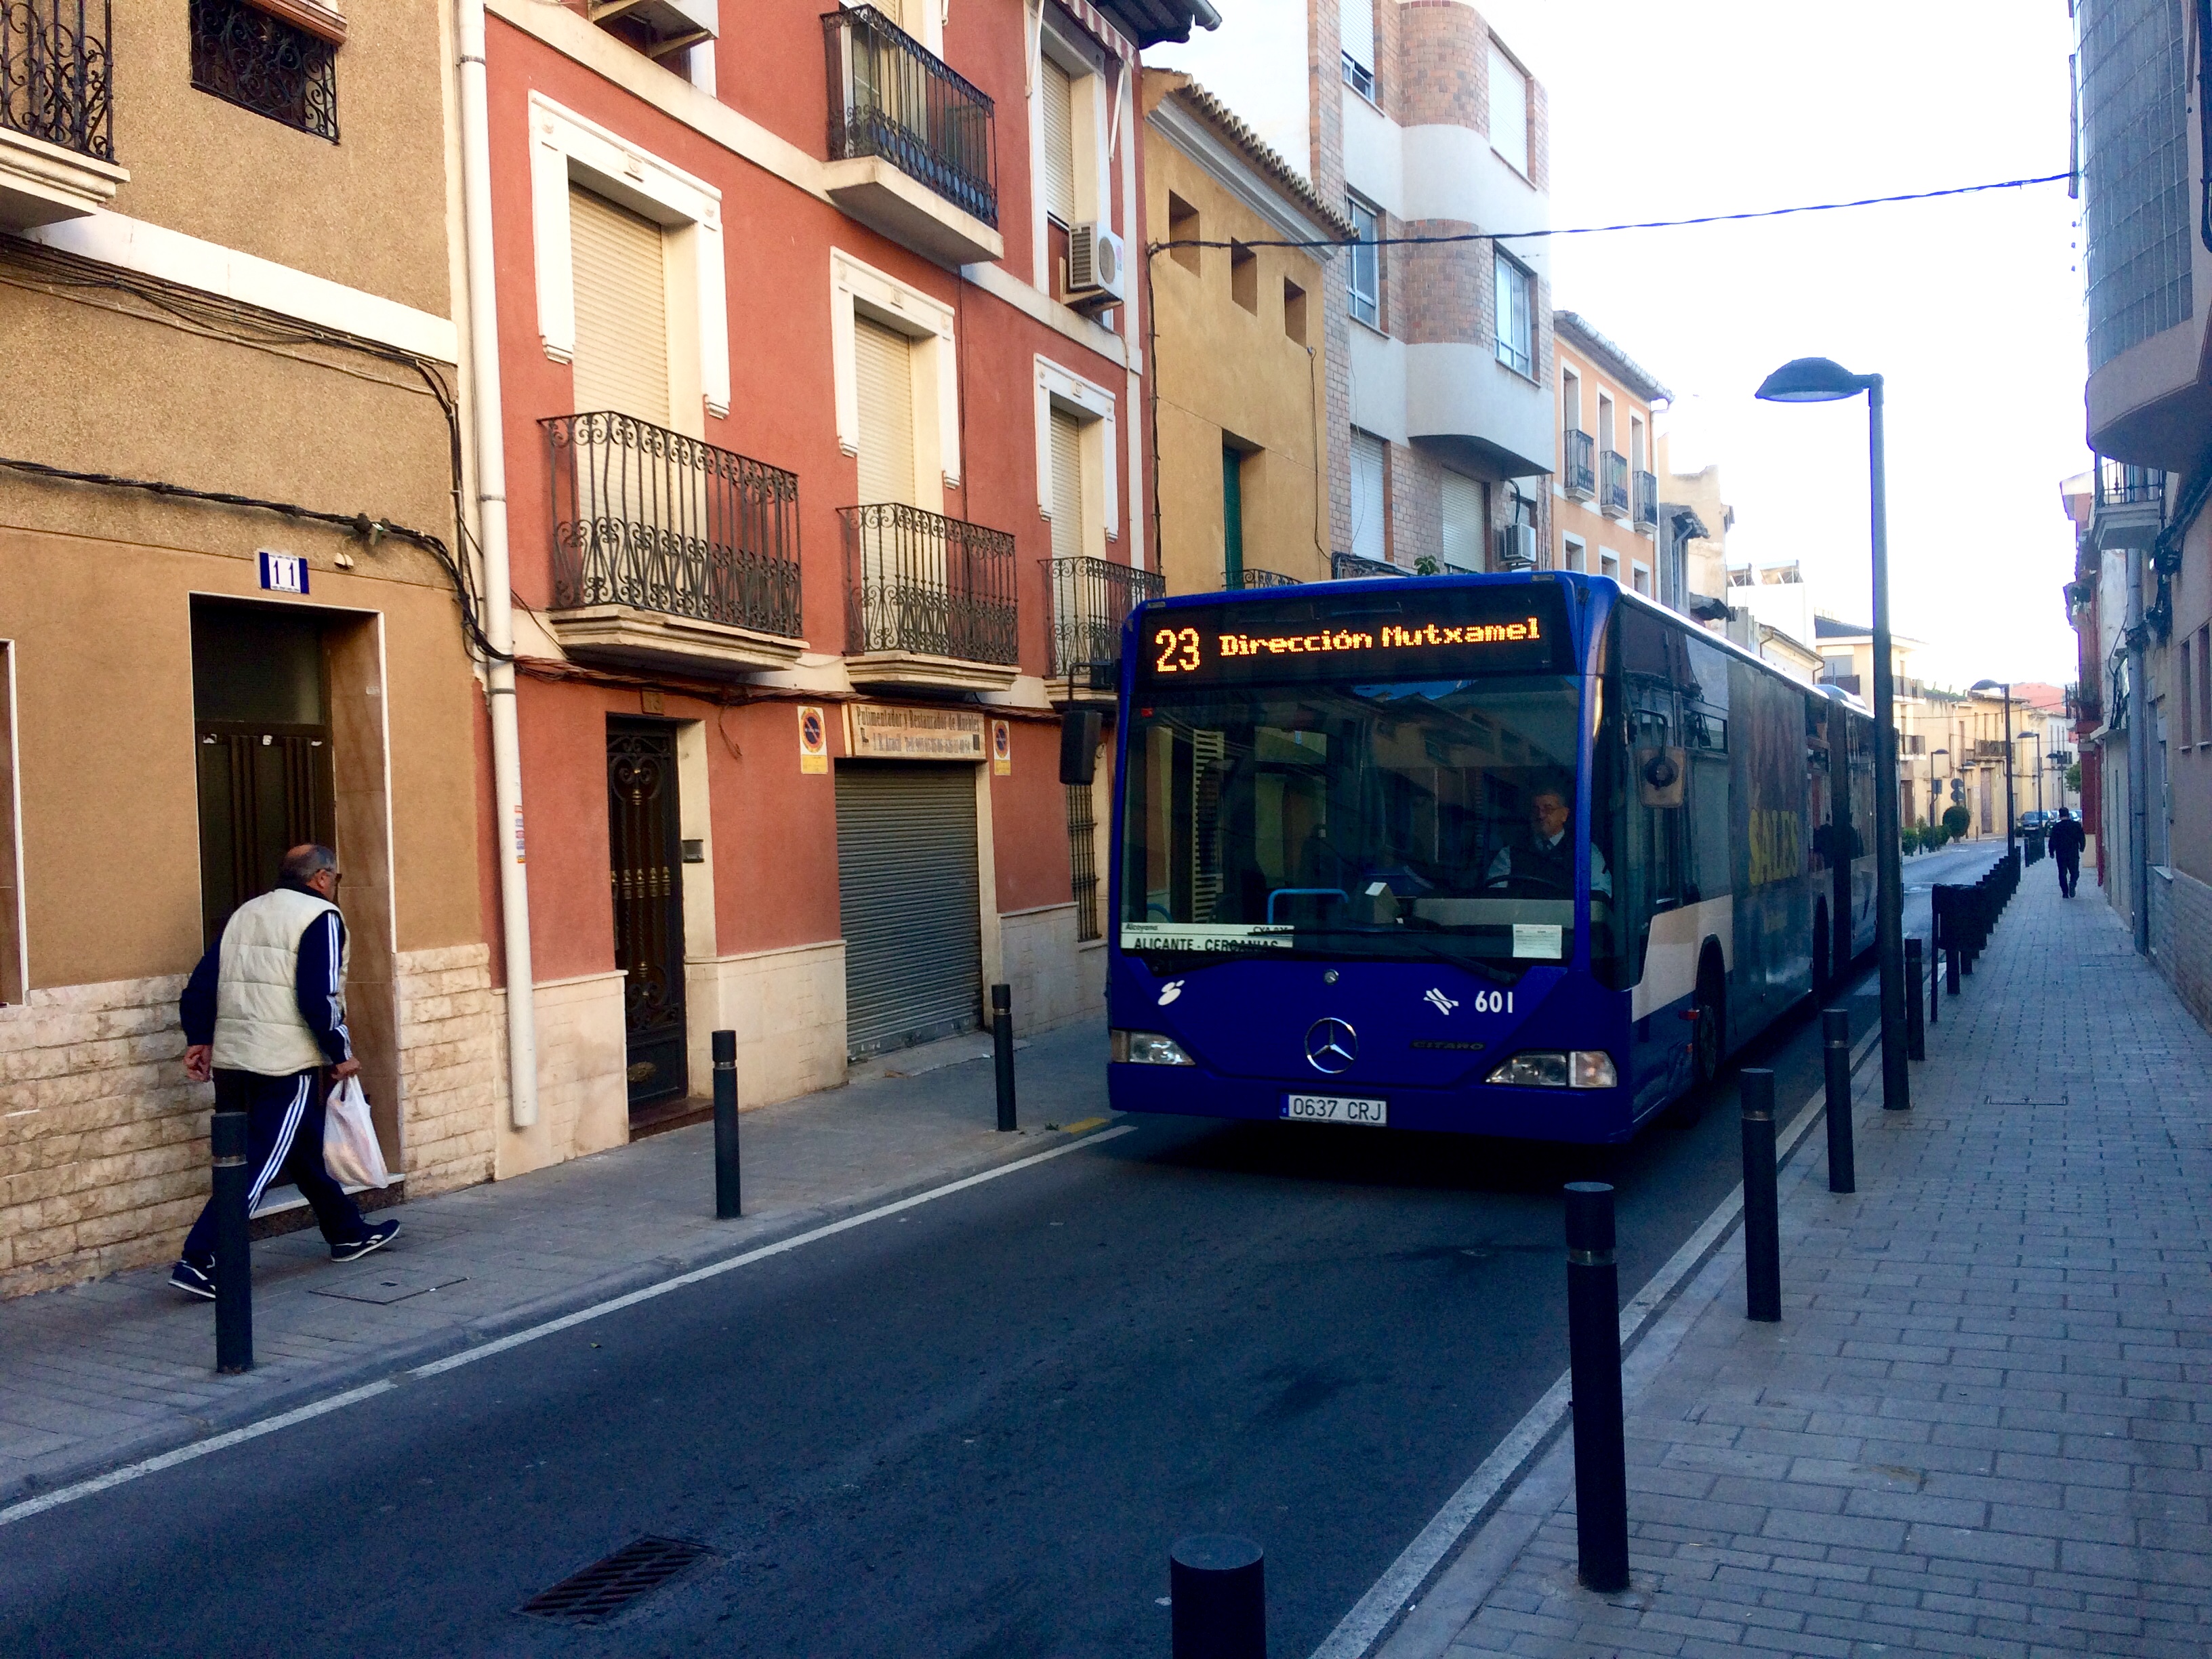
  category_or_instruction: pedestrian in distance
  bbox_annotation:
[2048,806,2085,899]
[170,844,398,1300]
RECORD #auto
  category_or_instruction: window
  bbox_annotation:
[1488,41,1529,176]
[1340,0,1376,100]
[1562,534,1586,573]
[1067,783,1101,941]
[189,0,339,142]
[2183,640,2194,749]
[1349,428,1387,561]
[1441,470,1485,573]
[1168,192,1201,276]
[1347,197,1380,329]
[1041,54,1077,225]
[2198,627,2211,744]
[1600,549,1620,580]
[569,187,672,426]
[1222,445,1246,586]
[1231,242,1258,313]
[1631,415,1646,472]
[0,641,18,1006]
[1824,654,1854,682]
[1561,367,1580,432]
[1633,562,1651,596]
[1283,277,1307,344]
[1050,407,1088,567]
[1597,393,1615,455]
[854,316,919,506]
[1493,250,1532,375]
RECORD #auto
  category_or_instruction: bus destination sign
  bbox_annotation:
[1136,584,1572,686]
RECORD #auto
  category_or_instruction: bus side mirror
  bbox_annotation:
[1060,709,1103,785]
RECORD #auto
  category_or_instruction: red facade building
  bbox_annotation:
[469,0,1208,1170]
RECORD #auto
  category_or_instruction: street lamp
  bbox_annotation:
[1757,356,1906,1112]
[1927,747,1948,830]
[1971,678,2014,857]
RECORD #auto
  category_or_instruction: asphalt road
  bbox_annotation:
[2,844,2001,1659]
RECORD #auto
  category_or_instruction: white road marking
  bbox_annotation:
[1308,1028,1880,1659]
[0,1125,1136,1531]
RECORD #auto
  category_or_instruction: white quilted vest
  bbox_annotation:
[211,887,346,1076]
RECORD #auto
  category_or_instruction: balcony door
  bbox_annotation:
[608,720,688,1114]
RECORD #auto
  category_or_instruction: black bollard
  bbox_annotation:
[1945,896,1962,996]
[1169,1534,1265,1659]
[1564,1181,1629,1593]
[991,983,1017,1132]
[211,1084,253,1375]
[712,1029,741,1220]
[1740,1069,1781,1322]
[1926,898,1940,1027]
[1822,1009,1855,1195]
[1904,938,1925,1062]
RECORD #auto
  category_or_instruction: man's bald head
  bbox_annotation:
[281,844,339,886]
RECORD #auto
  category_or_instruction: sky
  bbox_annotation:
[1155,0,2091,688]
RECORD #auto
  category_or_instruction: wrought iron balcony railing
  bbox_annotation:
[1601,449,1630,518]
[823,5,996,227]
[2096,456,2163,508]
[842,502,1018,663]
[544,412,803,639]
[1819,672,1860,696]
[1043,554,1162,680]
[1633,469,1658,530]
[1331,552,1408,581]
[1223,567,1300,590]
[1561,428,1594,499]
[2066,680,2101,724]
[3,0,113,159]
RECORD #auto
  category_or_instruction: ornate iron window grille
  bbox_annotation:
[1222,567,1300,590]
[1600,449,1630,518]
[841,502,1018,664]
[189,0,338,143]
[822,5,996,227]
[1,0,112,159]
[1065,783,1099,942]
[1561,428,1594,498]
[1330,552,1407,581]
[1042,554,1163,680]
[545,412,804,640]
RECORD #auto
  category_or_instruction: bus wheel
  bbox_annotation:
[1692,955,1725,1088]
[1811,903,1831,1002]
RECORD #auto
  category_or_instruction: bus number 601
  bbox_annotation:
[1473,990,1514,1014]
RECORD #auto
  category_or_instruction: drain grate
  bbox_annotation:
[518,1535,717,1624]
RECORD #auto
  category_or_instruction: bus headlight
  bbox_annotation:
[1112,1029,1195,1065]
[1486,1050,1617,1089]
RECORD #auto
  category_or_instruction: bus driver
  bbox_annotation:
[1486,777,1611,898]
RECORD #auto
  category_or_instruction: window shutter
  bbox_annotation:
[1340,0,1374,75]
[853,316,918,507]
[1489,43,1529,175]
[1349,428,1387,561]
[1049,407,1084,562]
[569,186,670,426]
[1441,471,1485,572]
[1042,55,1077,224]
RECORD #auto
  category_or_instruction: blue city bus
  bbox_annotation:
[1105,571,1877,1143]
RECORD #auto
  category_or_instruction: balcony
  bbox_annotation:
[1331,552,1408,581]
[2066,680,2102,726]
[0,0,128,228]
[1223,567,1301,590]
[1561,429,1594,499]
[1601,449,1629,519]
[1043,555,1162,693]
[544,412,805,675]
[842,502,1019,689]
[2090,456,2164,553]
[1633,469,1657,531]
[581,0,716,62]
[1819,673,1861,697]
[821,6,1002,266]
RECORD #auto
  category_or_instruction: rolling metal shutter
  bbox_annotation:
[853,315,917,508]
[1041,54,1076,224]
[836,763,983,1057]
[1349,428,1387,560]
[569,186,670,425]
[1440,470,1485,571]
[1048,406,1084,563]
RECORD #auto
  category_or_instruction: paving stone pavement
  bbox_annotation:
[0,1018,1110,1507]
[1412,869,2212,1659]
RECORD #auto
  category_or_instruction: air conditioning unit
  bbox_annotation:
[1494,523,1539,569]
[1067,223,1127,310]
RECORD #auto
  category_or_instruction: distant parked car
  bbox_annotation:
[2019,809,2054,832]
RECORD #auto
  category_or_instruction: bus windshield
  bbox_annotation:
[1120,674,1603,976]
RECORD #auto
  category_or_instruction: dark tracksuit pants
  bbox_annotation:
[181,1067,367,1265]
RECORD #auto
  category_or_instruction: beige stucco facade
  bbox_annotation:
[0,0,491,1296]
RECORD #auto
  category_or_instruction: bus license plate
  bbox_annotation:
[1282,1094,1388,1126]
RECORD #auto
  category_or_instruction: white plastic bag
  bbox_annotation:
[324,1076,391,1190]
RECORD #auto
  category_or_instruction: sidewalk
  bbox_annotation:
[0,1017,1111,1507]
[1401,869,2212,1658]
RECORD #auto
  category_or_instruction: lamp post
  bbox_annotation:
[1757,357,1906,1111]
[2024,732,2044,816]
[1928,747,1948,830]
[1972,679,2014,857]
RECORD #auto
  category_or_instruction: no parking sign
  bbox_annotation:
[798,705,827,773]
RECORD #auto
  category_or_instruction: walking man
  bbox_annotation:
[2048,806,2085,899]
[170,844,398,1299]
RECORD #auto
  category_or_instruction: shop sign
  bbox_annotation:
[847,704,987,760]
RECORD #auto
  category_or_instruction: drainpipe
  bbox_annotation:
[2127,544,2150,955]
[457,0,540,1128]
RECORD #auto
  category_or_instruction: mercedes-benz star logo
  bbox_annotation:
[1305,1017,1357,1075]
